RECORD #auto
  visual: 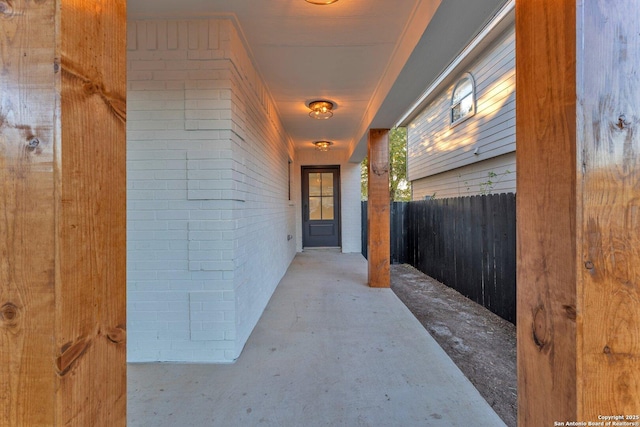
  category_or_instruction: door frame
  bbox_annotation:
[301,165,342,248]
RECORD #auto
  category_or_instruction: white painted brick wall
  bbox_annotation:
[127,18,296,363]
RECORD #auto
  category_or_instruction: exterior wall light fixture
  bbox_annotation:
[313,141,333,151]
[308,100,334,119]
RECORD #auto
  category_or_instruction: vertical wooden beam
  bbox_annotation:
[367,129,390,288]
[517,1,640,425]
[1,3,57,424]
[0,1,127,426]
[516,1,578,423]
[578,0,640,419]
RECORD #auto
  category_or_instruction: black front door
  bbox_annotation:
[302,166,341,248]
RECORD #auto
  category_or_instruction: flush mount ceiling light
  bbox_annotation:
[305,0,339,4]
[308,100,334,119]
[313,141,333,151]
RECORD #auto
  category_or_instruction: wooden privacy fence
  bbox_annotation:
[362,194,516,323]
[361,200,368,260]
[361,201,408,264]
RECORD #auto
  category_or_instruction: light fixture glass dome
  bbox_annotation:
[308,100,334,119]
[313,141,333,151]
[305,0,339,4]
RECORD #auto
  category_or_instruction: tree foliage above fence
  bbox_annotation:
[361,127,411,202]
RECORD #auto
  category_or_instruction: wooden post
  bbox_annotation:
[517,1,640,425]
[367,129,390,288]
[0,1,126,426]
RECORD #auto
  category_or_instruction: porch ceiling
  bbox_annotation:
[128,0,508,161]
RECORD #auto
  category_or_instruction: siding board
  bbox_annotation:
[410,115,515,177]
[409,97,515,178]
[408,25,516,191]
[412,152,515,200]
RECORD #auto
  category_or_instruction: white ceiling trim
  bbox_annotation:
[127,10,236,20]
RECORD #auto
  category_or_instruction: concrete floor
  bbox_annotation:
[128,250,506,426]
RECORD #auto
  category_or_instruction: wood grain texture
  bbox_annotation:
[1,1,58,425]
[367,129,390,288]
[1,0,126,425]
[57,0,127,425]
[518,0,640,424]
[578,0,640,418]
[516,0,578,425]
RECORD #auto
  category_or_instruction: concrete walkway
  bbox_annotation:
[128,251,505,426]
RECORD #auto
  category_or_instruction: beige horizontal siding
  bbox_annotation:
[412,152,516,199]
[408,25,515,182]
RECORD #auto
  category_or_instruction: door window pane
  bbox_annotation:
[321,198,334,220]
[307,172,335,220]
[309,173,322,196]
[321,173,333,196]
[309,197,322,220]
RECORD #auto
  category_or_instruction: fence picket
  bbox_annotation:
[361,194,516,323]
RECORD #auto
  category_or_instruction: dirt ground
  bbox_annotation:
[390,264,517,427]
